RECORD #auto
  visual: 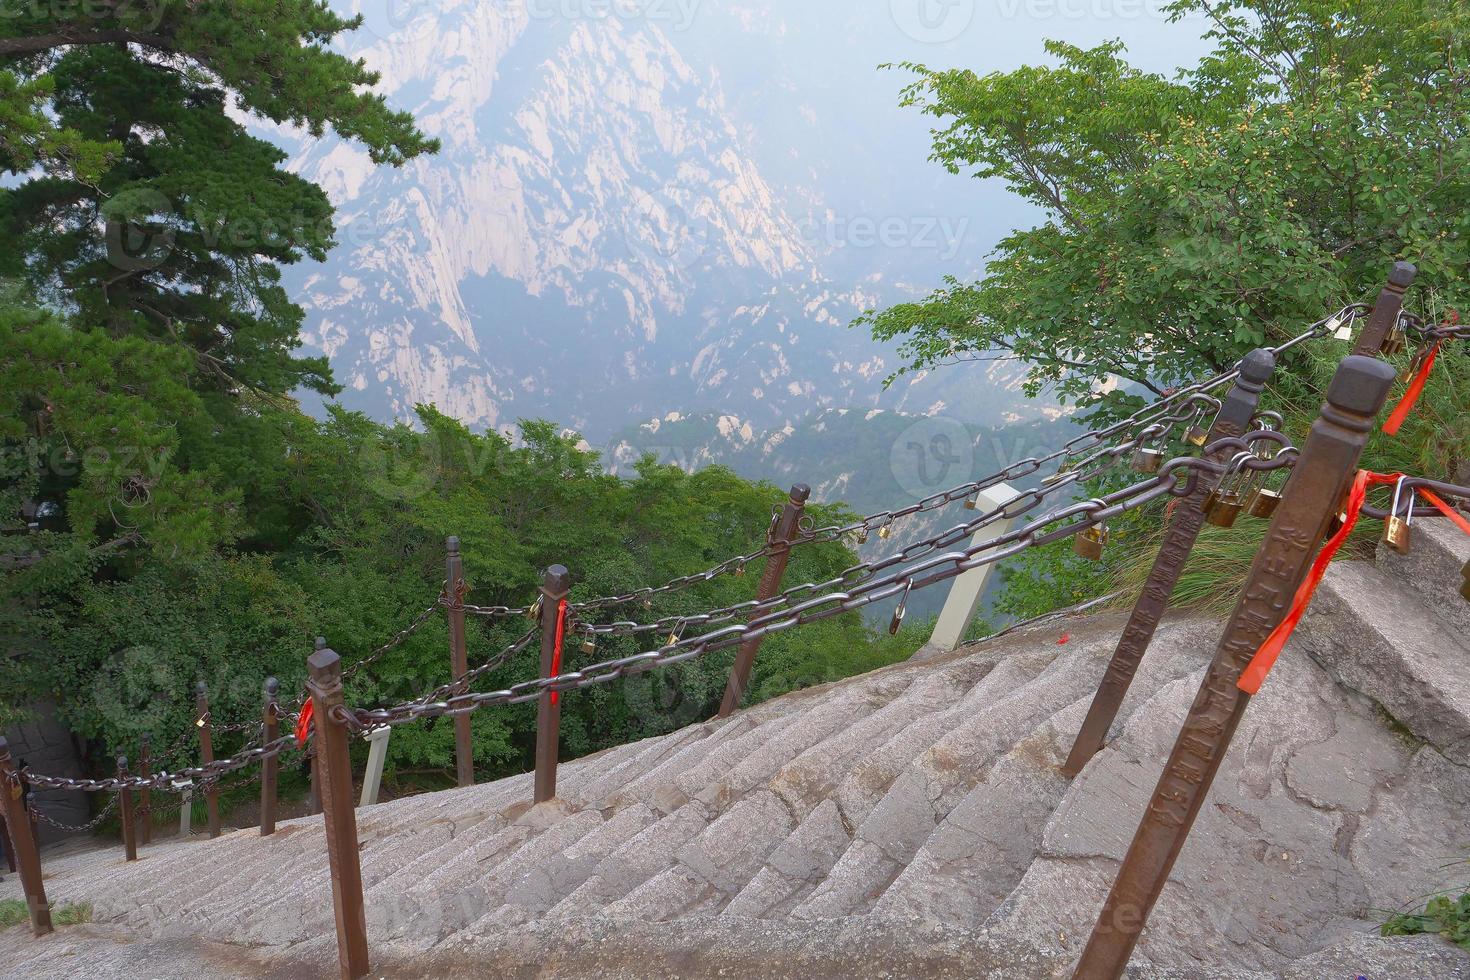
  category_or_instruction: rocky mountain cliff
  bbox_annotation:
[267,2,1047,447]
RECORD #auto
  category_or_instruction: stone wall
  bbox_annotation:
[5,702,89,845]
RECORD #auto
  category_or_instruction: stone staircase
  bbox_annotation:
[6,520,1470,978]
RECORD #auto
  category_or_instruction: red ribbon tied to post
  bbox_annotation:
[549,598,568,706]
[295,697,314,747]
[1237,470,1402,695]
[1383,310,1457,436]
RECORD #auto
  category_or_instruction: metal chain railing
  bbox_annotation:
[571,426,1296,643]
[568,308,1360,618]
[30,794,120,833]
[15,733,298,795]
[335,444,1298,734]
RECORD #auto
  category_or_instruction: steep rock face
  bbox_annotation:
[270,4,1044,447]
[12,522,1470,978]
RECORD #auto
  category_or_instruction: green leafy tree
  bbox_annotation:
[861,0,1470,424]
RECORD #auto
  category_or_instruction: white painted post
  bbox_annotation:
[358,726,392,808]
[926,481,1022,652]
[176,781,193,837]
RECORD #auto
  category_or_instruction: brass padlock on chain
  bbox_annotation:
[1383,476,1413,555]
[889,579,913,635]
[1244,486,1283,519]
[1205,489,1244,528]
[580,637,597,655]
[1204,452,1255,529]
[1242,431,1284,519]
[527,594,543,622]
[1132,446,1165,473]
[878,522,893,540]
[1042,462,1073,487]
[1382,322,1408,356]
[1185,422,1210,447]
[1074,524,1109,561]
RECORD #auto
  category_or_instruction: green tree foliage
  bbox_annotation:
[861,0,1469,419]
[864,0,1470,624]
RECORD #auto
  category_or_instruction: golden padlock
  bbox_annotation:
[580,638,596,655]
[1243,487,1282,519]
[527,595,543,621]
[1074,525,1108,561]
[1042,462,1073,487]
[855,529,869,545]
[878,524,892,540]
[1132,446,1165,473]
[1400,348,1427,384]
[1204,490,1244,528]
[1382,326,1407,356]
[889,580,913,635]
[964,494,979,510]
[734,563,746,577]
[1382,515,1412,555]
[1185,425,1209,447]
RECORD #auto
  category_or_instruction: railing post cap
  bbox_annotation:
[446,535,460,553]
[117,754,128,769]
[195,680,207,697]
[308,646,342,675]
[543,564,571,594]
[1389,261,1417,288]
[1238,348,1275,384]
[314,636,327,650]
[1326,355,1396,414]
[264,676,280,696]
[140,733,151,747]
[0,735,10,755]
[789,484,811,503]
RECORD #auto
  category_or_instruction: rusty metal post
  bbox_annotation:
[308,637,325,817]
[195,681,220,838]
[1063,349,1277,777]
[1072,355,1396,979]
[719,483,810,717]
[533,564,572,805]
[0,739,51,935]
[260,677,280,837]
[1352,261,1416,356]
[307,646,370,980]
[117,756,137,862]
[446,536,474,787]
[138,734,151,846]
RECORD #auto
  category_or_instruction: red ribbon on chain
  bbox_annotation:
[549,598,568,706]
[1382,340,1441,436]
[1237,470,1403,695]
[1418,487,1470,536]
[295,697,314,747]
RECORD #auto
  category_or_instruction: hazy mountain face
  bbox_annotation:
[271,1,1206,457]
